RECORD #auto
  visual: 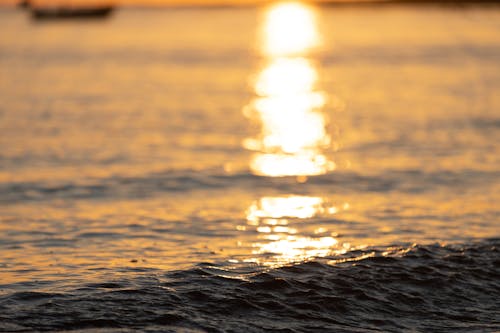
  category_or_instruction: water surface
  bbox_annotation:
[0,4,499,332]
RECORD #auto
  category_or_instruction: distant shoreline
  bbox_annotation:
[2,0,500,9]
[314,0,500,8]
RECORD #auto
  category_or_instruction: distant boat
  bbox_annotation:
[18,0,30,8]
[28,5,114,20]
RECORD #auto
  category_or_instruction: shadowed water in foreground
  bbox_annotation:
[1,240,499,332]
[0,3,499,332]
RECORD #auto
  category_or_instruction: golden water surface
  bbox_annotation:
[0,3,499,284]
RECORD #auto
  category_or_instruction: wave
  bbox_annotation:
[1,168,497,204]
[1,239,498,332]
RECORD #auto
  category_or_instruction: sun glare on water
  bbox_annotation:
[244,2,334,177]
[262,2,321,57]
[239,2,340,265]
[244,196,342,266]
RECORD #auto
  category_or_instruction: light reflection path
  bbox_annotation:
[240,3,341,265]
[244,196,346,266]
[243,2,334,177]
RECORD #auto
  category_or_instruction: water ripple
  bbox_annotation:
[1,239,498,332]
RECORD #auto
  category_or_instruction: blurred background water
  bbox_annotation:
[0,3,499,332]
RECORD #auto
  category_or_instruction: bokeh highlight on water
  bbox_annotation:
[0,3,499,332]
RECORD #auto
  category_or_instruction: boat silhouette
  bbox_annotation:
[20,1,114,20]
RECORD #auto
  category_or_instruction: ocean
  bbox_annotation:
[0,3,499,332]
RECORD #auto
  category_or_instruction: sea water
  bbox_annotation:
[0,4,499,332]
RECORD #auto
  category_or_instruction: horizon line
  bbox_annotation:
[2,0,500,8]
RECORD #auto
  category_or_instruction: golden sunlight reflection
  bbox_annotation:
[243,196,343,266]
[247,196,324,223]
[262,2,320,57]
[244,2,333,177]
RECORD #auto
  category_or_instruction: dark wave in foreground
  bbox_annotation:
[1,239,498,332]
